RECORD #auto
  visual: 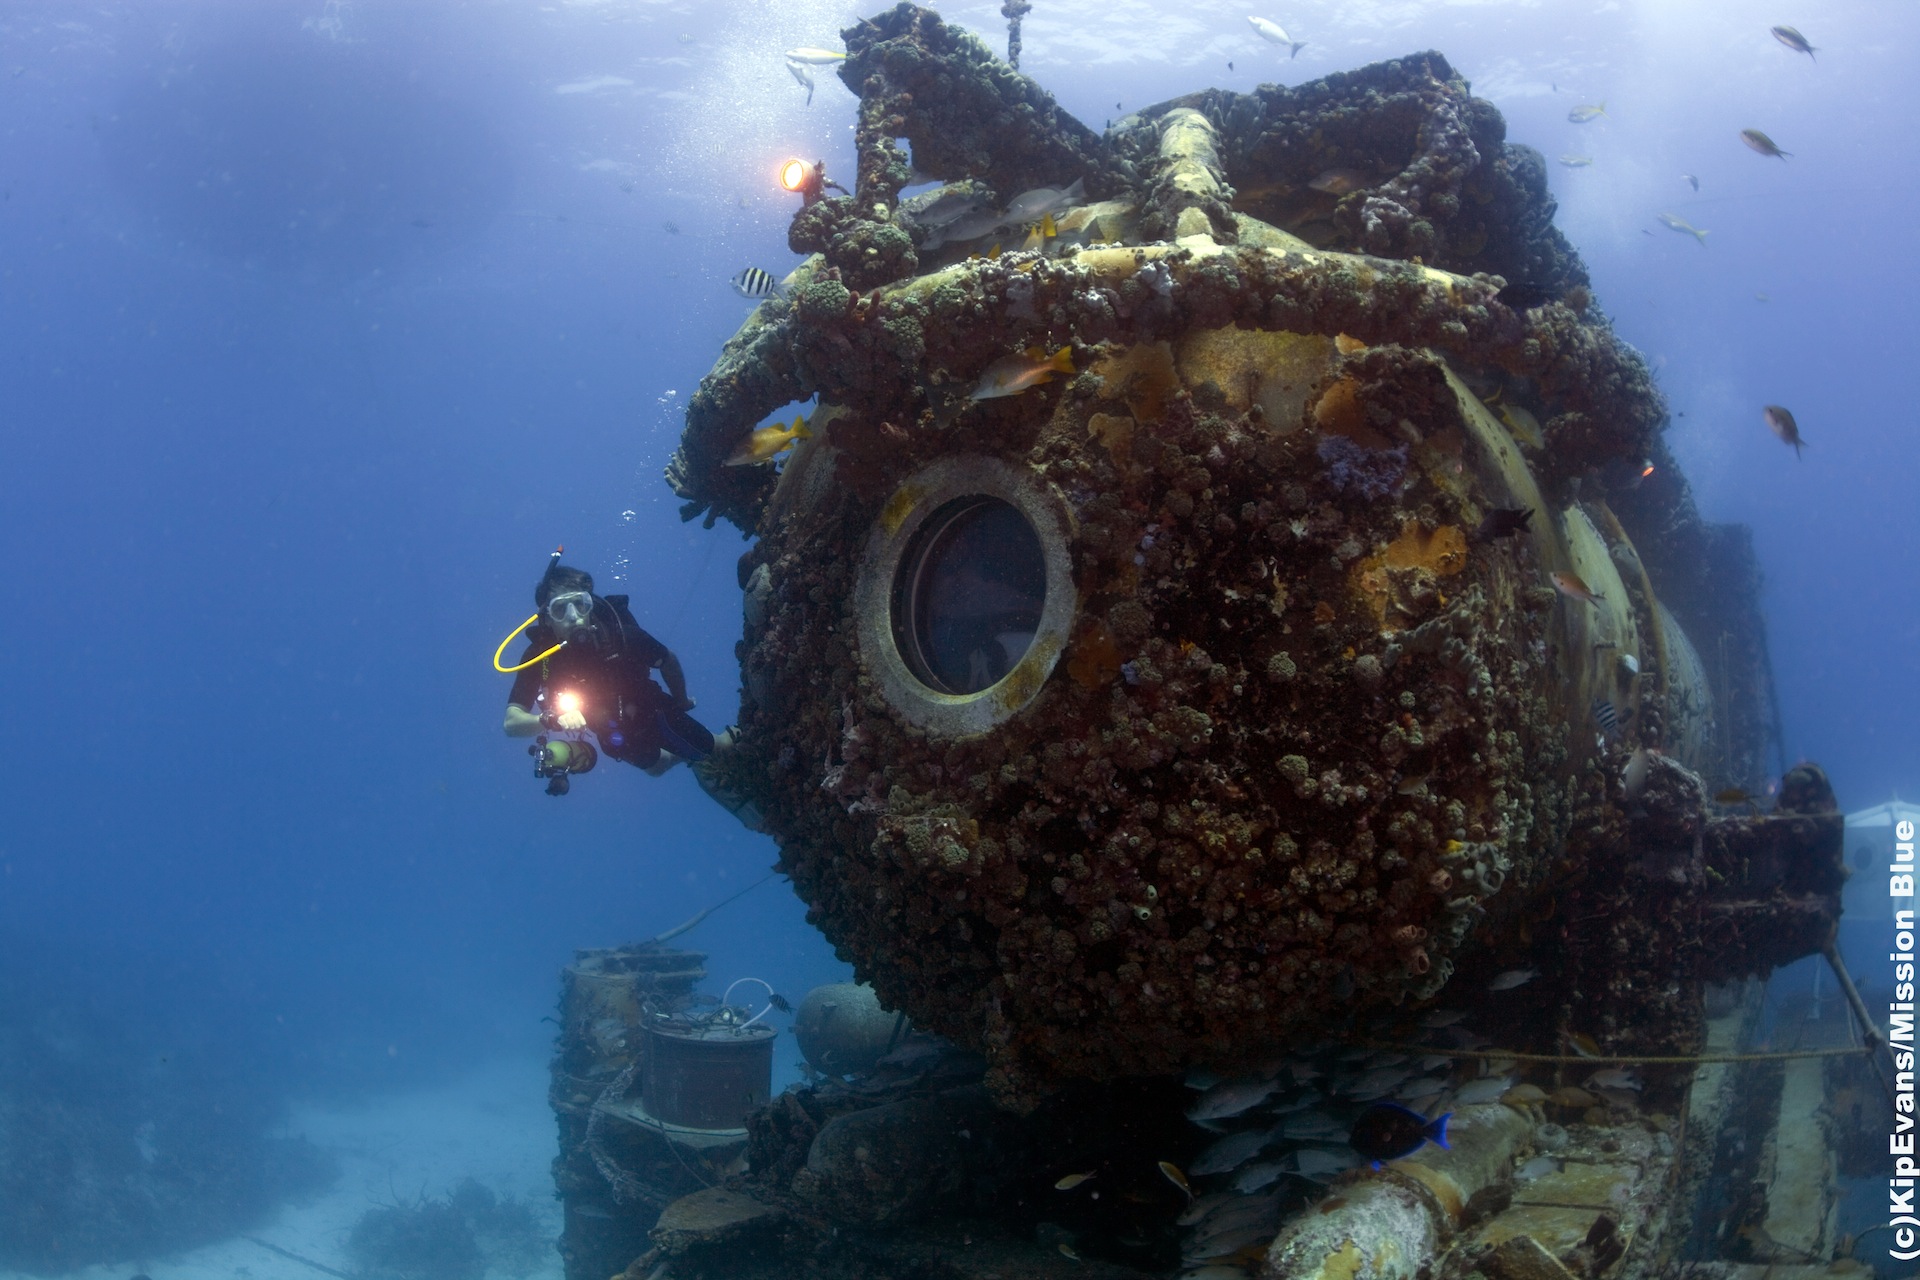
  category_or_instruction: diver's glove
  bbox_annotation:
[552,708,587,732]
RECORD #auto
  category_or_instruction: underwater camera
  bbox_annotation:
[530,713,597,797]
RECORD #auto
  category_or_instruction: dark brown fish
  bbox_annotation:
[1764,405,1805,457]
[1348,1102,1451,1167]
[1472,506,1534,543]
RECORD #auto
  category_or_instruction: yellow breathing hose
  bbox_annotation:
[494,614,565,673]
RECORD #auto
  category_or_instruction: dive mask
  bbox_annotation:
[545,591,595,629]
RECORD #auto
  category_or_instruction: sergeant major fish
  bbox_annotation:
[1592,697,1620,735]
[731,266,787,299]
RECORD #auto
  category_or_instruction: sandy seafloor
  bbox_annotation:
[2,1056,567,1280]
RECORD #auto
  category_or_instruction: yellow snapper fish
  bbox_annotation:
[1567,102,1607,123]
[1498,403,1545,449]
[970,345,1074,400]
[1157,1159,1193,1198]
[784,46,848,64]
[1020,212,1058,252]
[1657,212,1708,245]
[725,413,811,465]
[1247,16,1307,58]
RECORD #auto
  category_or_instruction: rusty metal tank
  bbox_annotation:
[670,9,1782,1103]
[642,1021,776,1131]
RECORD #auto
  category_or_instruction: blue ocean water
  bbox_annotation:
[1,0,1914,1275]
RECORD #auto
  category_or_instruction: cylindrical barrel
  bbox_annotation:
[642,1023,775,1131]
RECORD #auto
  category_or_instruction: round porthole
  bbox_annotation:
[893,497,1046,695]
[854,457,1077,736]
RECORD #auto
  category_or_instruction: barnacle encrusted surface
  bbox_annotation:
[674,5,1690,1102]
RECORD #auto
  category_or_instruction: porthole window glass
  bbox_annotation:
[892,496,1047,695]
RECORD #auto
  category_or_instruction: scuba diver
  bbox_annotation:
[497,551,718,796]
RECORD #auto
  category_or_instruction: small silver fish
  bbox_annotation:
[1247,16,1307,58]
[1292,1146,1358,1177]
[1683,173,1700,192]
[1189,1129,1270,1176]
[1347,1066,1414,1099]
[785,58,815,106]
[1278,1110,1344,1140]
[1307,168,1368,195]
[1740,128,1790,159]
[1487,968,1538,991]
[1186,1074,1281,1120]
[1451,1076,1515,1106]
[1589,1067,1641,1090]
[1190,1217,1280,1260]
[1622,746,1652,801]
[1002,178,1086,225]
[1176,1190,1237,1225]
[1657,212,1709,245]
[1418,1008,1468,1029]
[1557,154,1594,168]
[1231,1160,1290,1193]
[1770,26,1815,59]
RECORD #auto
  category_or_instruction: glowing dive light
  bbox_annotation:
[779,158,811,193]
[555,690,583,718]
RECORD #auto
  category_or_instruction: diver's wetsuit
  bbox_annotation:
[506,594,713,769]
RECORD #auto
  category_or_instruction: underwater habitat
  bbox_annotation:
[2,2,1917,1279]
